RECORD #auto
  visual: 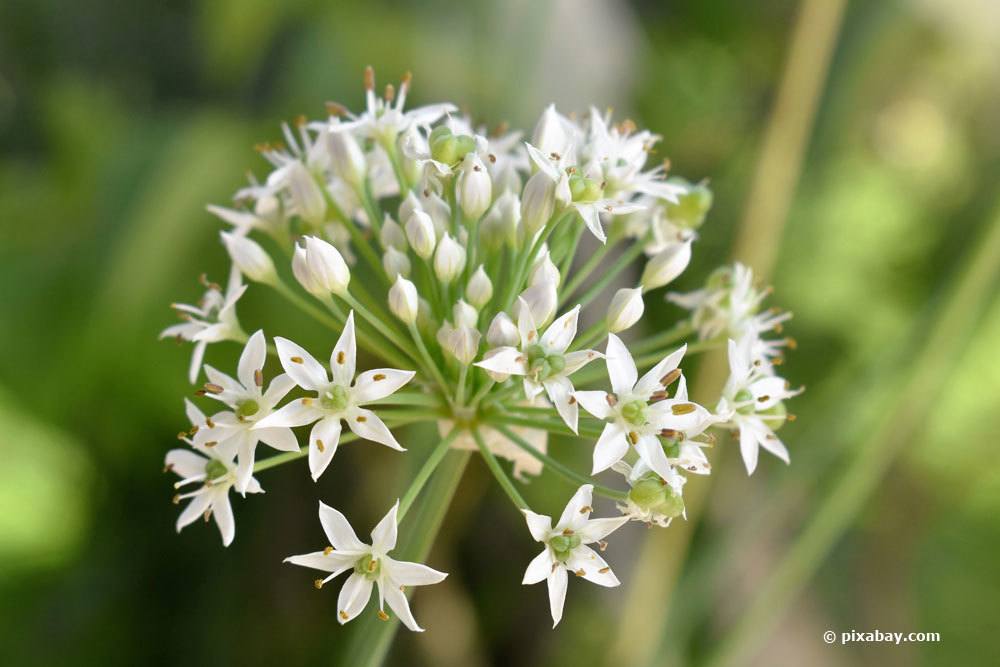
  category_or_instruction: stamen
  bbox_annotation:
[628,431,639,445]
[314,579,325,590]
[204,441,218,448]
[671,403,696,415]
[660,428,680,439]
[294,114,307,128]
[364,66,374,91]
[339,610,349,620]
[650,390,668,402]
[325,101,348,117]
[660,369,682,386]
[757,395,770,403]
[302,397,314,406]
[562,528,574,536]
[316,439,325,453]
[574,569,586,577]
[579,505,592,514]
[597,540,608,552]
[377,609,389,621]
[384,84,395,103]
[290,356,304,364]
[356,415,367,423]
[337,351,346,364]
[568,395,576,405]
[373,373,386,381]
[203,383,224,394]
[324,546,334,555]
[254,369,264,387]
[599,567,610,574]
[205,417,215,428]
[605,394,618,407]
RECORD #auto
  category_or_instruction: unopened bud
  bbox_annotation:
[466,266,493,308]
[380,215,408,251]
[607,287,644,333]
[291,236,351,295]
[453,299,478,329]
[531,104,571,158]
[439,324,481,365]
[487,312,519,347]
[282,161,327,226]
[456,153,492,220]
[405,210,436,260]
[520,171,556,237]
[388,276,419,325]
[382,246,411,280]
[222,232,277,285]
[516,282,557,328]
[325,126,367,187]
[433,233,466,284]
[529,250,560,287]
[641,240,692,291]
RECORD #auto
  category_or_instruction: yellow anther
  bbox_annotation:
[290,356,304,364]
[314,579,324,590]
[671,403,696,415]
[316,440,325,452]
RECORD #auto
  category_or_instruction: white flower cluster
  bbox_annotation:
[161,68,801,629]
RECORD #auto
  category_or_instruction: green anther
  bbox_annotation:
[320,385,350,411]
[549,534,581,562]
[204,459,228,482]
[236,399,260,418]
[354,553,381,579]
[620,400,647,425]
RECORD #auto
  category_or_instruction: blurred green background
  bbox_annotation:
[1,0,998,665]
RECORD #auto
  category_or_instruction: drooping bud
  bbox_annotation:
[382,246,411,280]
[388,276,419,325]
[466,266,493,308]
[487,312,519,347]
[379,215,408,251]
[291,236,350,295]
[516,282,557,328]
[324,126,367,187]
[520,171,556,238]
[433,233,466,284]
[222,232,277,285]
[282,161,327,226]
[456,153,492,220]
[453,300,478,328]
[405,210,437,260]
[607,287,645,333]
[641,240,692,291]
[529,250,560,287]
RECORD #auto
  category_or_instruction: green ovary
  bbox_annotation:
[549,534,582,562]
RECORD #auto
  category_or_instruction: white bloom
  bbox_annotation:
[274,160,327,226]
[207,193,284,236]
[195,330,299,493]
[343,68,456,147]
[606,287,645,334]
[253,312,415,480]
[291,236,351,296]
[466,265,493,309]
[717,333,801,474]
[433,233,466,284]
[388,276,419,325]
[221,231,277,285]
[574,335,712,478]
[530,104,579,163]
[456,152,492,220]
[323,123,367,187]
[474,303,600,432]
[161,267,247,383]
[166,399,262,546]
[522,485,627,627]
[285,501,447,631]
[641,240,692,291]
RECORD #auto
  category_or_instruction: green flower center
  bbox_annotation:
[621,400,647,426]
[204,459,228,482]
[429,126,477,165]
[549,533,582,562]
[236,399,260,418]
[628,476,685,518]
[664,180,713,230]
[526,345,565,380]
[569,173,604,202]
[354,553,381,580]
[733,388,755,415]
[320,385,350,412]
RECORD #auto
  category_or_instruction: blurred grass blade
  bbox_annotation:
[703,205,1000,667]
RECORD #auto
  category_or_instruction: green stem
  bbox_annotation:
[342,292,422,366]
[270,280,343,332]
[408,323,453,403]
[495,424,626,501]
[472,428,528,510]
[570,239,646,310]
[559,235,619,306]
[398,428,462,520]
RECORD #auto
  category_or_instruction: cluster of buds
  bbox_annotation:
[161,68,801,630]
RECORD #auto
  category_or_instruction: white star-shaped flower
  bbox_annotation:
[521,485,628,627]
[574,334,713,479]
[474,302,600,432]
[285,501,447,631]
[166,399,262,546]
[253,312,415,480]
[160,266,247,383]
[717,332,802,474]
[193,330,299,494]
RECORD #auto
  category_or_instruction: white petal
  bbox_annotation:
[232,430,258,495]
[566,545,619,587]
[262,373,297,406]
[383,557,447,586]
[176,490,212,532]
[522,549,553,585]
[573,390,612,419]
[591,422,628,474]
[635,344,687,398]
[319,501,368,552]
[577,204,607,243]
[238,330,267,390]
[336,572,373,624]
[165,448,207,480]
[256,426,299,453]
[540,306,580,354]
[544,376,578,433]
[284,550,358,575]
[203,365,244,403]
[212,491,236,546]
[275,337,328,390]
[578,516,629,543]
[330,311,357,385]
[346,409,405,451]
[754,420,790,464]
[557,484,594,531]
[523,510,552,542]
[547,567,568,627]
[516,297,539,348]
[605,334,637,396]
[309,417,343,481]
[635,434,674,481]
[184,398,206,428]
[473,347,527,376]
[352,368,416,405]
[188,340,207,384]
[740,424,760,475]
[253,398,323,429]
[382,579,422,632]
[370,501,399,553]
[563,349,601,375]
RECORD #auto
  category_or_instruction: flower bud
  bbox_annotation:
[283,161,327,226]
[641,240,692,291]
[388,276,419,325]
[382,246,411,280]
[453,299,478,329]
[531,104,571,158]
[398,191,422,226]
[466,266,493,308]
[416,297,436,338]
[456,153,492,220]
[439,324,481,365]
[433,233,466,284]
[222,232,277,285]
[405,210,437,259]
[520,170,556,237]
[487,312,519,347]
[380,215,408,251]
[324,127,366,187]
[529,250,560,287]
[423,192,451,236]
[291,235,350,295]
[516,282,557,328]
[607,287,645,333]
